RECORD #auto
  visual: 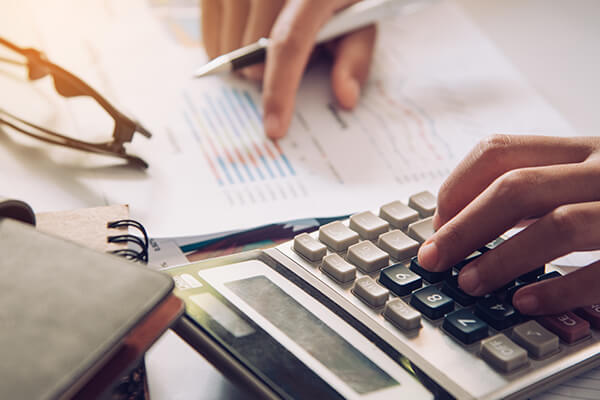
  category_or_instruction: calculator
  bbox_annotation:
[165,191,600,399]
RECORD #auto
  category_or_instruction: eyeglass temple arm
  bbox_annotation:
[1,36,152,144]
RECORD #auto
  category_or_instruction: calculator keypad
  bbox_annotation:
[286,190,600,389]
[511,320,559,358]
[406,217,435,243]
[377,230,419,260]
[408,191,437,218]
[353,276,389,308]
[379,200,419,229]
[293,233,327,262]
[321,254,356,283]
[347,241,389,273]
[538,312,590,343]
[384,298,421,330]
[410,256,451,283]
[480,334,528,372]
[576,305,600,329]
[475,296,520,331]
[441,275,478,306]
[443,308,488,344]
[379,264,422,296]
[349,211,389,240]
[410,286,454,320]
[319,221,359,252]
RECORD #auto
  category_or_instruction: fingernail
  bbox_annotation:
[264,113,281,139]
[459,267,480,294]
[515,294,539,314]
[418,241,439,270]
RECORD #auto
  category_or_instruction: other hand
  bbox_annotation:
[201,0,376,138]
[417,134,600,315]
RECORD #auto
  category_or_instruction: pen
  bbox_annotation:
[193,0,430,78]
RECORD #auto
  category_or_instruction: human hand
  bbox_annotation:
[417,134,600,315]
[201,0,376,138]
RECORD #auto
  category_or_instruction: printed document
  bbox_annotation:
[0,0,572,237]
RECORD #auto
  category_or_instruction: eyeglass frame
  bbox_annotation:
[0,36,152,168]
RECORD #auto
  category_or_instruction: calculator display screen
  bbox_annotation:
[226,275,398,395]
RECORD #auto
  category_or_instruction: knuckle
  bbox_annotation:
[548,205,582,238]
[477,134,514,163]
[492,169,530,204]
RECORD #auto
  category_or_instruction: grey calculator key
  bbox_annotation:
[512,320,559,358]
[293,233,327,262]
[347,241,389,273]
[349,211,389,240]
[407,217,435,243]
[379,200,419,230]
[319,221,359,252]
[378,230,419,260]
[408,191,437,218]
[353,276,389,308]
[384,298,421,330]
[480,334,528,373]
[321,254,356,283]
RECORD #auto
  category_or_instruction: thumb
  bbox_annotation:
[331,24,377,110]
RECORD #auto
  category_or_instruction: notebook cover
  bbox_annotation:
[0,218,173,400]
[72,294,184,399]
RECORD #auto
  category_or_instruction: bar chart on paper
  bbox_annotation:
[180,85,307,207]
[176,72,455,212]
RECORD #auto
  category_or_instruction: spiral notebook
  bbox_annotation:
[0,198,179,399]
[36,204,149,262]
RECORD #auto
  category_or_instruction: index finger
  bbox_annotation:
[434,134,594,230]
[262,0,353,138]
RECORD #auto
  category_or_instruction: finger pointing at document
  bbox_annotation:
[200,0,377,139]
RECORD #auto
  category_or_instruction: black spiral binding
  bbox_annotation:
[106,219,149,263]
[106,219,150,400]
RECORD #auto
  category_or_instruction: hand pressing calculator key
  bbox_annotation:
[167,191,600,400]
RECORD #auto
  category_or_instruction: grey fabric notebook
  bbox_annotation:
[0,218,174,399]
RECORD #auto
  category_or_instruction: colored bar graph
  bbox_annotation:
[180,86,302,203]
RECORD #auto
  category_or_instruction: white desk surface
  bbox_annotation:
[456,0,600,136]
[145,2,600,399]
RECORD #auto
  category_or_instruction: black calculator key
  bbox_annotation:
[443,309,489,344]
[537,271,562,281]
[441,275,478,306]
[517,266,545,283]
[454,252,482,271]
[410,286,454,320]
[409,257,451,283]
[475,296,520,330]
[379,264,422,296]
[506,282,528,306]
[494,280,515,295]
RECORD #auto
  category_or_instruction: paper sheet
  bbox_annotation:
[1,0,573,238]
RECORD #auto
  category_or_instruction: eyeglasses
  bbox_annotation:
[0,37,151,168]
